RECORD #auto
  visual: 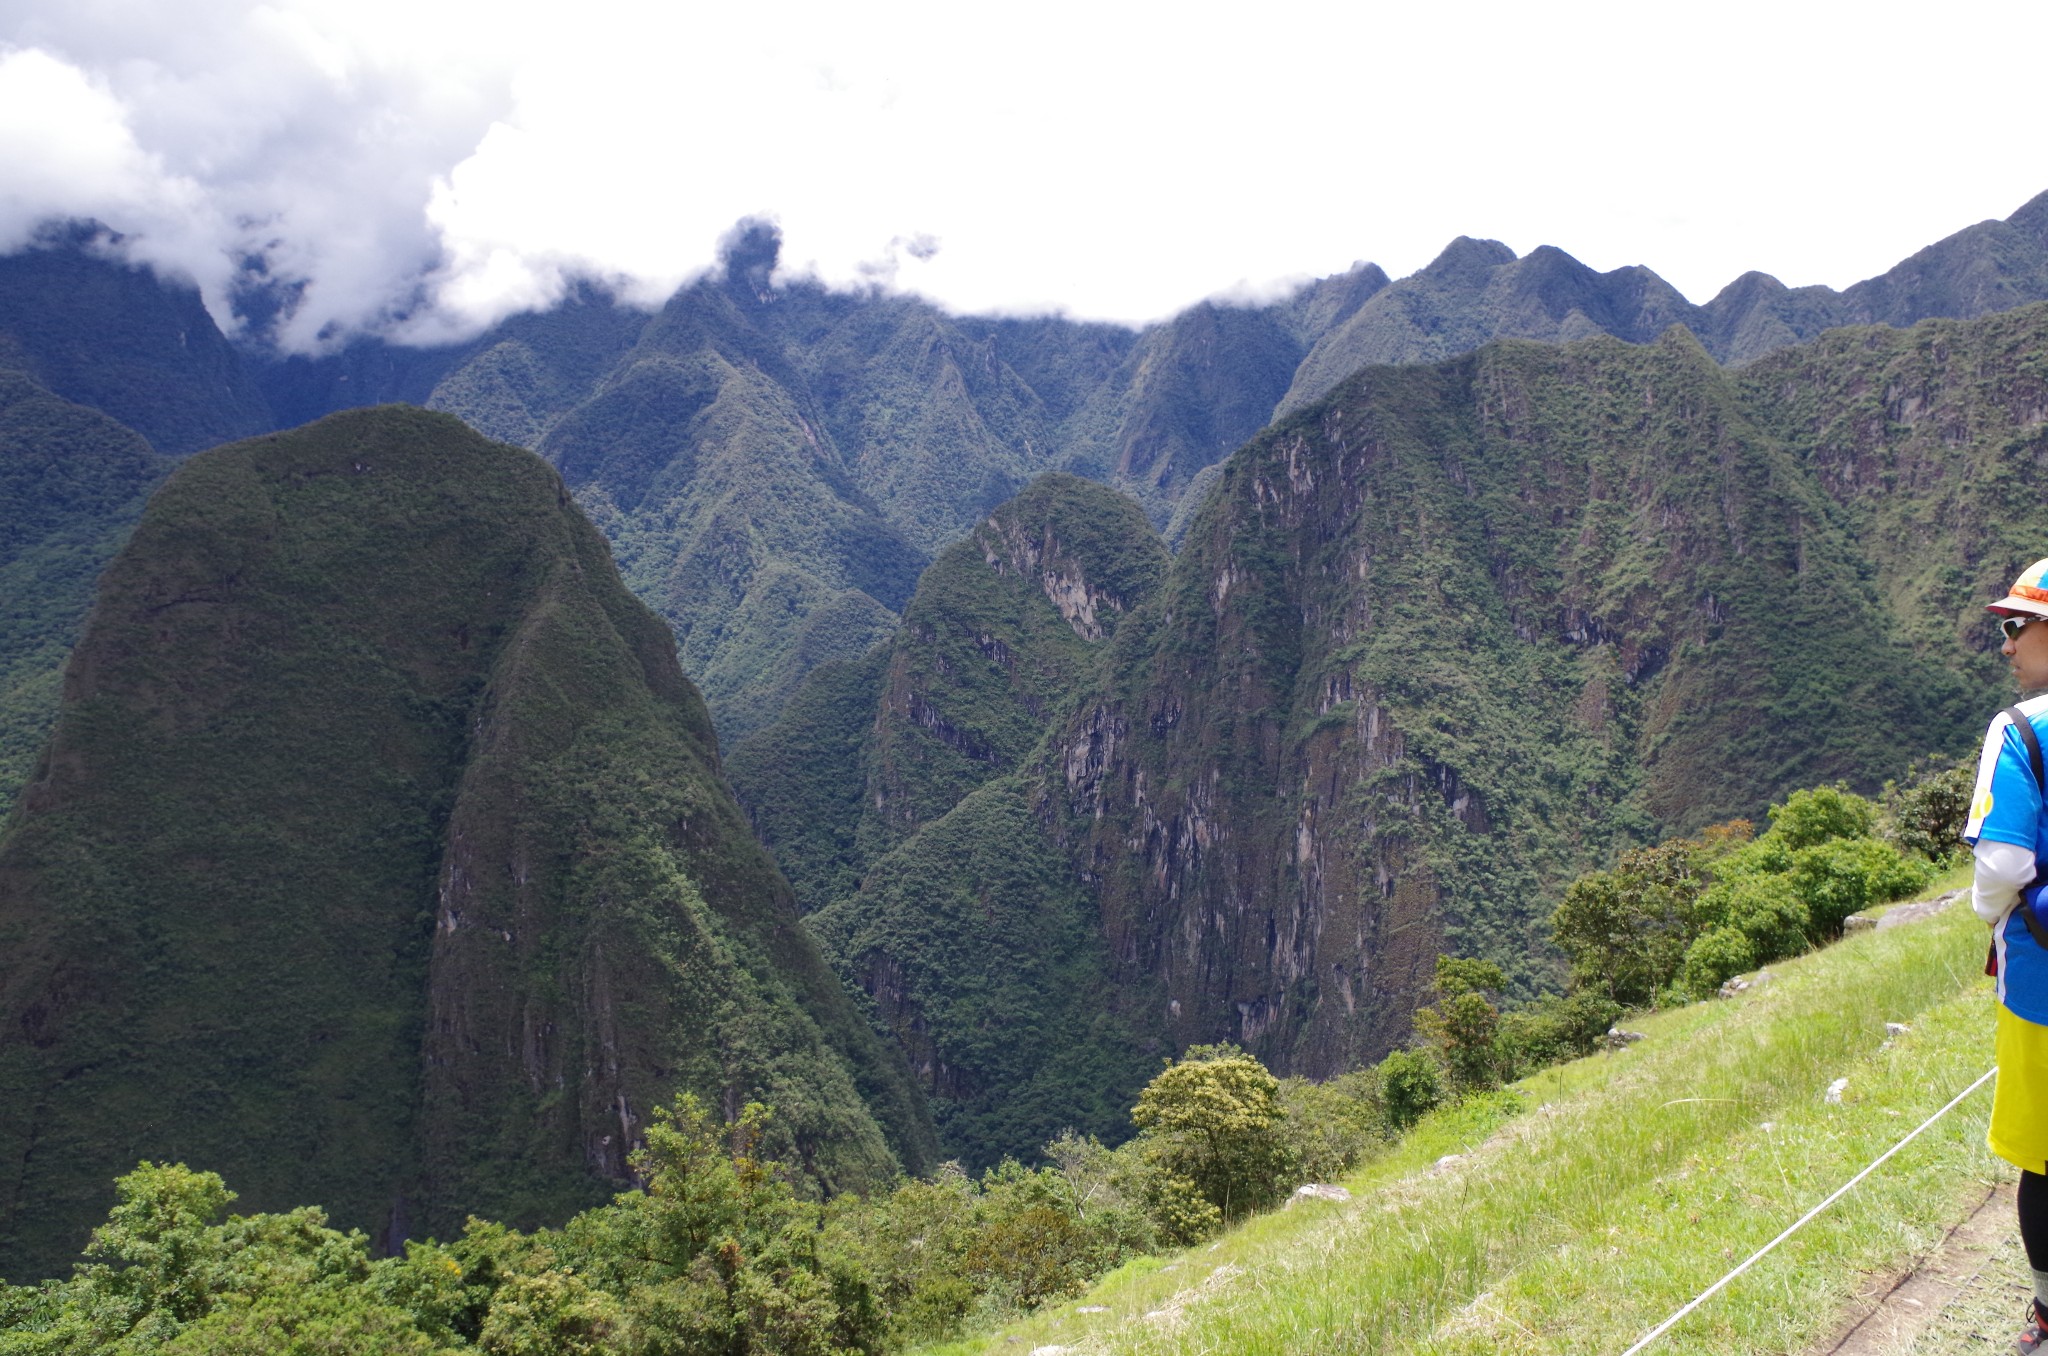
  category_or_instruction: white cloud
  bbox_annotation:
[2,0,2046,351]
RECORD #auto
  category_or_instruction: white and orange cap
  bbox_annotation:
[1988,559,2048,619]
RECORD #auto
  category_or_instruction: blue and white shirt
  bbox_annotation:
[1965,694,2048,1021]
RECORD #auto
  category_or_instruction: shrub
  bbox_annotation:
[1277,1072,1386,1183]
[1767,784,1877,849]
[1494,992,1622,1075]
[1129,1045,1297,1227]
[1883,756,1975,863]
[1680,926,1757,999]
[1696,872,1809,964]
[1786,837,1933,937]
[1412,956,1507,1092]
[1377,1049,1444,1132]
[1550,839,1706,1005]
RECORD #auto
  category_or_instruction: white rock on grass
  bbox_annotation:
[1291,1183,1352,1203]
[1825,1078,1849,1105]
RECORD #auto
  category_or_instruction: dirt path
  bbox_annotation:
[1811,1180,2028,1354]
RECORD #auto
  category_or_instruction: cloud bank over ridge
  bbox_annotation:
[4,0,2047,354]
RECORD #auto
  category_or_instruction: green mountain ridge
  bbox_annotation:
[0,406,932,1281]
[0,370,171,807]
[10,197,2048,752]
[0,227,270,457]
[729,474,1168,1165]
[737,302,2048,1171]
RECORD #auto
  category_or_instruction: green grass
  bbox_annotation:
[926,877,1999,1354]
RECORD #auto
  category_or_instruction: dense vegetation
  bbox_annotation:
[0,370,168,805]
[0,767,1954,1352]
[0,1044,1382,1354]
[0,409,929,1282]
[14,197,2047,748]
[0,227,270,457]
[732,474,1169,1168]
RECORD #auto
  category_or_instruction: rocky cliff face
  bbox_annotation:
[0,407,930,1281]
[1044,327,1977,1077]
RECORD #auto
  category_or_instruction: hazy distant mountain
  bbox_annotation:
[0,226,269,456]
[4,193,2048,751]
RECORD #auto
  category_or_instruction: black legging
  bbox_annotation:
[2022,1171,2048,1285]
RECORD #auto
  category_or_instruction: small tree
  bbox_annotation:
[1412,956,1505,1092]
[1767,784,1877,849]
[1376,1049,1443,1132]
[1129,1045,1296,1227]
[558,1094,881,1356]
[1884,756,1975,863]
[1550,838,1705,1005]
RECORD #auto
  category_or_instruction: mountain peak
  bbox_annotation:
[1423,236,1518,279]
[718,216,783,296]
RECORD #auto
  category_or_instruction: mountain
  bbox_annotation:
[1281,190,2048,414]
[0,371,170,807]
[1037,324,1977,1080]
[733,303,2048,1167]
[0,407,932,1280]
[6,193,2048,755]
[728,473,1168,1164]
[0,226,271,456]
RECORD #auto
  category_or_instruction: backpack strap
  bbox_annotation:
[1998,704,2048,950]
[2009,704,2047,793]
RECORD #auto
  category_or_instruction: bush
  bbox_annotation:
[1376,1049,1444,1132]
[1680,926,1757,999]
[1494,992,1622,1075]
[1277,1072,1386,1183]
[1883,756,1975,863]
[1767,784,1877,849]
[1549,839,1706,1005]
[1129,1045,1297,1227]
[1786,837,1933,937]
[1696,873,1809,964]
[1412,956,1506,1091]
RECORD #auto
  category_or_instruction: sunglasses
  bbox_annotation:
[2002,615,2042,642]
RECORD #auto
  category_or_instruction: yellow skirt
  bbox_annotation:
[1992,1004,2048,1174]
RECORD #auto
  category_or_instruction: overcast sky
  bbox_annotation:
[3,0,2044,352]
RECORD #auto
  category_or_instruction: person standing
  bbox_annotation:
[1966,559,2048,1353]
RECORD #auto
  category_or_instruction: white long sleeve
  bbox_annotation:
[1974,838,2036,924]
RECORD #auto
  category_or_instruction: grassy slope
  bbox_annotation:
[933,869,2002,1355]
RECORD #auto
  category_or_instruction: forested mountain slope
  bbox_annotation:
[0,407,932,1281]
[0,371,170,805]
[728,474,1169,1164]
[737,304,2048,1168]
[0,227,269,457]
[3,196,2046,749]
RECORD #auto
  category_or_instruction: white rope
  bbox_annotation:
[1617,1065,1998,1356]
